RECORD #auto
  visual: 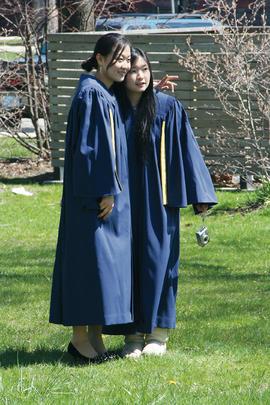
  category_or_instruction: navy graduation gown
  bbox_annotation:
[49,74,132,326]
[104,91,217,335]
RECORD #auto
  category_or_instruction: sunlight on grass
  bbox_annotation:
[0,51,23,61]
[0,137,35,159]
[0,38,24,61]
[0,187,269,404]
[0,37,22,46]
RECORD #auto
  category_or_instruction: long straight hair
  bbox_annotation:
[116,47,156,161]
[81,33,130,72]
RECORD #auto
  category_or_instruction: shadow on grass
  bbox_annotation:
[0,171,57,185]
[0,247,55,270]
[181,260,269,282]
[0,349,69,368]
[0,348,122,369]
[0,247,54,306]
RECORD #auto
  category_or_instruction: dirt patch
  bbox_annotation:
[212,172,239,188]
[0,158,239,187]
[0,158,55,182]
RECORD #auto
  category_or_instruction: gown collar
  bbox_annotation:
[80,73,115,97]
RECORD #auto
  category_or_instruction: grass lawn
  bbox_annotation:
[0,182,269,404]
[0,37,22,46]
[0,37,24,61]
[0,137,35,160]
[0,51,23,61]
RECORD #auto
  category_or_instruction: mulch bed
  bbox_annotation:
[0,158,239,188]
[0,158,55,182]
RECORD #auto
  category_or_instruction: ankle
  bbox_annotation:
[88,326,106,354]
[88,325,102,338]
[72,326,89,343]
[71,334,89,345]
[125,333,145,344]
[145,328,169,344]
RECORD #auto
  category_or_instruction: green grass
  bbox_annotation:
[0,37,22,46]
[0,51,24,61]
[0,137,35,160]
[0,185,269,404]
[0,37,24,61]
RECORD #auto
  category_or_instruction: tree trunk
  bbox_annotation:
[46,0,59,33]
[71,0,95,31]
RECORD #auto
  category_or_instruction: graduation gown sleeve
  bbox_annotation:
[163,99,217,209]
[71,88,122,202]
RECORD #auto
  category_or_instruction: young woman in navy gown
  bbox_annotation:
[104,48,217,357]
[49,34,132,361]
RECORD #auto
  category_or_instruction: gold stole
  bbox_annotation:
[109,108,116,171]
[160,120,168,205]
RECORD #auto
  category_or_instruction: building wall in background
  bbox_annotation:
[135,1,198,13]
[134,1,171,13]
[136,0,270,24]
[191,0,270,24]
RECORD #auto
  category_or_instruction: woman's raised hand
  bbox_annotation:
[154,74,179,93]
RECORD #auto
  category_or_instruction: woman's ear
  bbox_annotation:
[95,53,104,70]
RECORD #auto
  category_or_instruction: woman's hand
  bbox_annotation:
[98,196,114,220]
[195,204,209,214]
[154,74,179,93]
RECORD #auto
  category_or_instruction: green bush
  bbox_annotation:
[247,181,270,208]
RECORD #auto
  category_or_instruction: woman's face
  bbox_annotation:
[99,45,131,83]
[125,55,151,94]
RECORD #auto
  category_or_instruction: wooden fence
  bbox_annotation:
[47,31,266,174]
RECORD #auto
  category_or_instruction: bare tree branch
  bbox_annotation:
[0,0,153,158]
[175,0,270,180]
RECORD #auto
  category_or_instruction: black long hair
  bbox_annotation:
[81,33,131,72]
[116,47,156,161]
